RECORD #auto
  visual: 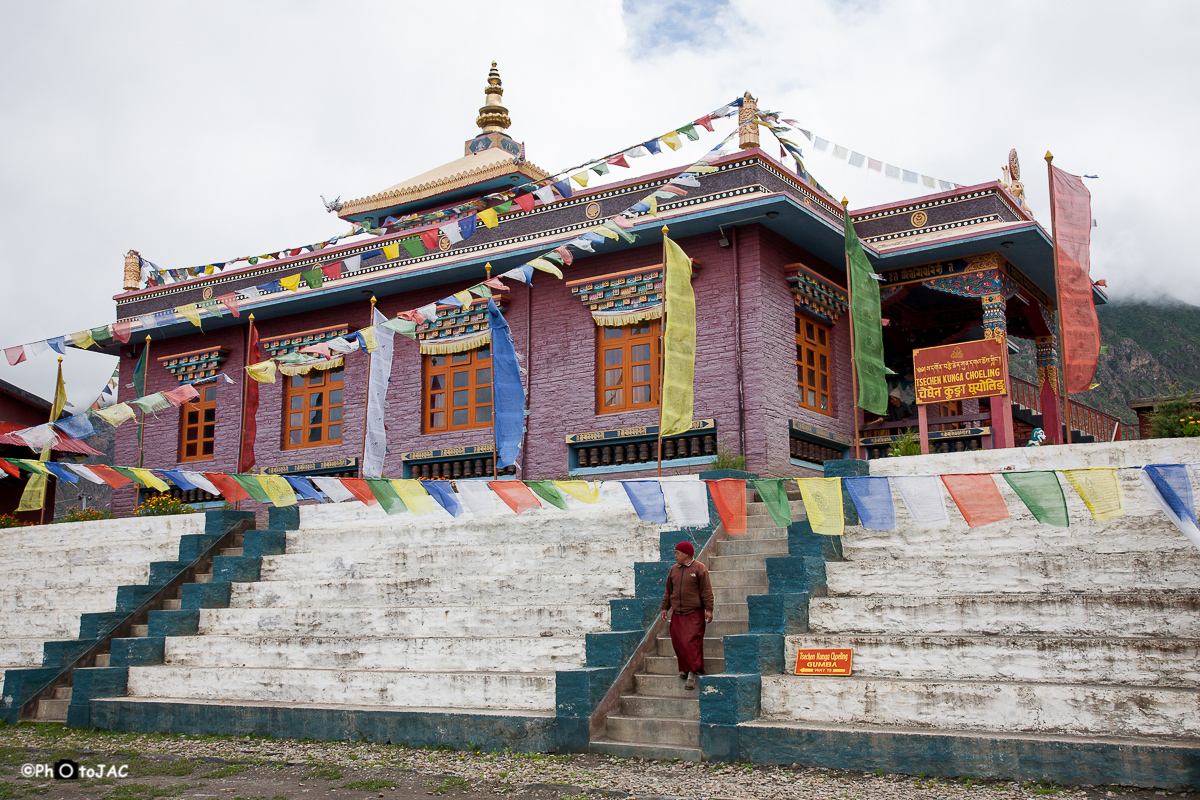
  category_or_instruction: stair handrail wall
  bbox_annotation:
[1009,373,1133,441]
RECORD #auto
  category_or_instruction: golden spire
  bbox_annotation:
[476,61,511,134]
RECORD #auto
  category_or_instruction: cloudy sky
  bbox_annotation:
[0,0,1193,407]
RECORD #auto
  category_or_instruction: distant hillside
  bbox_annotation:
[1008,299,1200,425]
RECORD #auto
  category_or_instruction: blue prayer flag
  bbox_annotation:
[47,337,68,354]
[423,480,463,517]
[487,300,525,469]
[553,180,573,199]
[161,469,200,491]
[43,462,79,484]
[844,476,896,530]
[1144,464,1196,525]
[643,139,661,155]
[285,476,326,503]
[621,480,668,523]
[459,215,477,240]
[54,413,95,439]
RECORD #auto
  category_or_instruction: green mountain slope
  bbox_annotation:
[1008,299,1200,426]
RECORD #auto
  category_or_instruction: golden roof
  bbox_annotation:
[338,62,548,220]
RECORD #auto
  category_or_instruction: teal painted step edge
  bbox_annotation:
[734,724,1200,791]
[89,699,558,753]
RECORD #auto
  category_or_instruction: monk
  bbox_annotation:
[660,541,714,690]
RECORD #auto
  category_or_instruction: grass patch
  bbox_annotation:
[427,777,469,794]
[127,758,197,777]
[0,750,29,768]
[203,763,249,779]
[342,779,397,791]
[302,765,343,781]
[1021,780,1064,795]
[105,784,186,800]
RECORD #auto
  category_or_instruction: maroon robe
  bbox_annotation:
[669,609,706,673]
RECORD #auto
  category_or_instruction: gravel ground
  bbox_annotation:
[0,723,1192,800]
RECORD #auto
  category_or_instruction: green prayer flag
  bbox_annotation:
[9,459,45,474]
[301,268,324,289]
[471,283,492,298]
[128,393,171,414]
[526,480,569,511]
[678,123,699,140]
[591,162,610,176]
[495,200,513,213]
[367,479,408,515]
[90,325,113,343]
[543,251,565,266]
[197,299,225,318]
[380,317,418,340]
[844,209,887,415]
[231,474,272,504]
[133,345,148,398]
[400,238,426,258]
[1099,344,1109,355]
[751,479,793,529]
[1002,471,1069,527]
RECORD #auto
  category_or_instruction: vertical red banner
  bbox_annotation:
[1050,166,1100,393]
[239,320,260,473]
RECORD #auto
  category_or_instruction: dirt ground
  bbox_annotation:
[0,723,1192,800]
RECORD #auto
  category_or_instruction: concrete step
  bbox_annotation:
[2,609,109,640]
[723,526,792,541]
[829,552,1200,595]
[163,635,586,671]
[744,515,787,531]
[219,547,244,557]
[714,537,789,557]
[746,499,805,518]
[809,592,1200,637]
[637,666,725,689]
[714,585,763,605]
[603,715,699,747]
[708,553,782,572]
[126,666,556,711]
[759,675,1200,739]
[715,602,748,621]
[0,585,124,614]
[36,698,69,721]
[161,599,182,611]
[618,694,699,719]
[0,562,161,590]
[54,686,72,700]
[0,638,49,668]
[230,575,632,608]
[201,605,612,638]
[0,515,205,555]
[130,625,148,637]
[93,653,110,667]
[709,569,767,589]
[657,636,728,658]
[842,522,1200,559]
[589,739,701,762]
[785,634,1200,687]
[193,573,212,584]
[261,545,652,582]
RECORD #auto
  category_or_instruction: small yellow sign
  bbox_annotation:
[794,647,853,676]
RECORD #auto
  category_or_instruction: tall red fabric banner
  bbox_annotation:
[1050,165,1100,393]
[239,320,261,473]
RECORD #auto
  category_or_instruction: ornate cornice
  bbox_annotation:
[338,159,549,218]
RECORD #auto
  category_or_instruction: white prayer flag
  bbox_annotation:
[659,477,710,529]
[456,480,498,517]
[892,475,950,527]
[311,476,356,503]
[361,308,394,480]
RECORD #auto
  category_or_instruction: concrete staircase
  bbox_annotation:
[749,456,1200,782]
[112,499,659,717]
[591,489,799,760]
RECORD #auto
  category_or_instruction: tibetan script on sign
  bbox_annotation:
[794,647,853,676]
[912,338,1008,404]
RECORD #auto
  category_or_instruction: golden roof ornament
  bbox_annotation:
[476,61,511,134]
[123,249,142,292]
[999,148,1031,215]
[738,91,759,150]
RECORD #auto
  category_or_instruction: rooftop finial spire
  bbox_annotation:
[476,61,511,134]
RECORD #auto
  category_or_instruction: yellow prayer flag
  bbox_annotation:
[478,208,499,228]
[257,475,298,507]
[50,363,67,419]
[69,330,96,350]
[383,243,401,260]
[130,468,171,492]
[391,480,435,514]
[661,133,682,151]
[659,235,696,437]
[453,290,474,307]
[1062,468,1125,521]
[246,361,277,383]
[553,480,601,504]
[280,275,303,291]
[177,304,202,328]
[94,403,135,427]
[691,165,718,174]
[16,473,47,512]
[571,171,589,188]
[592,226,619,240]
[795,478,845,536]
[358,327,379,353]
[527,258,563,279]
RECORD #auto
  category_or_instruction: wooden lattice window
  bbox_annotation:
[180,384,217,462]
[796,315,832,415]
[425,346,493,433]
[284,368,345,449]
[598,321,660,414]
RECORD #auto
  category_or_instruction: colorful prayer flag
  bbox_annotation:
[391,480,434,514]
[490,481,540,515]
[362,308,394,479]
[553,480,601,505]
[527,480,569,511]
[843,476,896,530]
[706,479,747,535]
[660,235,696,436]
[751,479,793,529]
[891,475,950,527]
[488,300,525,469]
[1049,164,1102,392]
[1062,468,1124,521]
[622,480,668,523]
[941,474,1010,528]
[796,478,844,535]
[1002,471,1069,527]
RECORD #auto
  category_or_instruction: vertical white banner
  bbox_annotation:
[361,308,394,479]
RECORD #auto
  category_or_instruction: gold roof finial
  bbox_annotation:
[476,61,511,134]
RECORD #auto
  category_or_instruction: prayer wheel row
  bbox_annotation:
[407,458,516,480]
[866,437,982,460]
[789,438,843,466]
[575,433,716,469]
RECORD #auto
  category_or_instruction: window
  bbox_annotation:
[284,368,344,448]
[796,315,831,415]
[425,346,492,433]
[180,384,217,462]
[598,321,660,414]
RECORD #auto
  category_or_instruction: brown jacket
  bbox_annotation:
[661,559,715,615]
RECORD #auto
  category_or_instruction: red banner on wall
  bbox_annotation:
[239,321,260,473]
[1050,165,1100,394]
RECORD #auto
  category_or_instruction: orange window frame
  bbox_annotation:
[796,314,832,416]
[180,384,217,462]
[597,320,660,415]
[283,368,345,449]
[424,346,493,433]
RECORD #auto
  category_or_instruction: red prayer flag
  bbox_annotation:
[483,277,509,291]
[606,154,630,169]
[88,464,133,489]
[1049,164,1101,393]
[205,472,250,502]
[112,319,136,342]
[694,115,714,132]
[398,309,425,323]
[706,479,747,536]
[940,474,1010,528]
[4,345,26,366]
[658,184,688,196]
[239,319,261,472]
[489,481,541,515]
[163,384,200,407]
[0,459,20,478]
[340,478,378,506]
[321,262,342,281]
[513,194,536,213]
[553,246,574,267]
[420,229,440,251]
[216,293,240,317]
[289,248,302,256]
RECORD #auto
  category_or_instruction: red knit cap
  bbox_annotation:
[675,541,694,557]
